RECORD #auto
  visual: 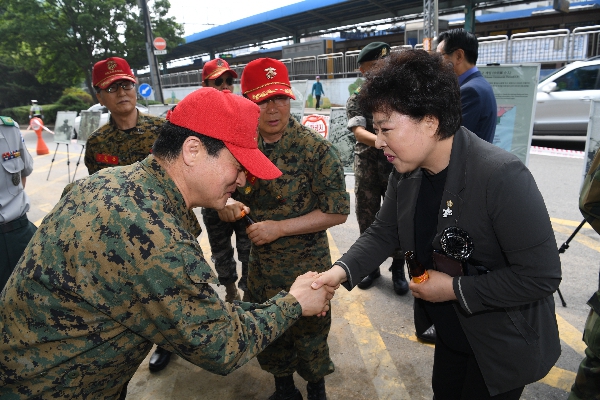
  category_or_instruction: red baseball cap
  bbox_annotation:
[166,88,281,180]
[241,58,295,103]
[202,58,238,81]
[92,57,136,89]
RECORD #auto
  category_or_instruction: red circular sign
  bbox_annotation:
[153,37,166,50]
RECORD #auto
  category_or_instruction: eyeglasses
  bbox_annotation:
[104,81,136,93]
[258,96,290,109]
[214,76,234,86]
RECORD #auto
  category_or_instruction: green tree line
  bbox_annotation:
[0,0,184,109]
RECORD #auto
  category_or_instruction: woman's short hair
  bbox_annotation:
[358,49,462,139]
[152,121,226,161]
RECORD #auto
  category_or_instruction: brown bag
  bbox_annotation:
[432,251,464,277]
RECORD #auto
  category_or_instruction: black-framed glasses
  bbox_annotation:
[214,76,234,86]
[104,81,136,93]
[258,96,290,109]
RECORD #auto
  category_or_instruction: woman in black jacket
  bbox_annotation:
[313,49,562,399]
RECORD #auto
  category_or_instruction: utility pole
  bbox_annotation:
[423,0,439,51]
[138,0,164,103]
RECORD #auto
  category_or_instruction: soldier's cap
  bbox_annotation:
[92,57,136,89]
[202,58,238,81]
[357,42,391,64]
[241,58,296,103]
[166,88,282,180]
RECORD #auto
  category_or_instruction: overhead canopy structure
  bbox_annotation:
[165,0,533,63]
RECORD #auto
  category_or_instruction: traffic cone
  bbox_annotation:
[29,117,49,155]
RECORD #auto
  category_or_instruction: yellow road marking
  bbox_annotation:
[552,223,600,253]
[551,217,592,230]
[328,231,410,399]
[556,314,587,356]
[539,366,577,392]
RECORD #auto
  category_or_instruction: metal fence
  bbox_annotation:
[148,24,600,88]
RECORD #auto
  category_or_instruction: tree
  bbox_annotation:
[0,0,184,101]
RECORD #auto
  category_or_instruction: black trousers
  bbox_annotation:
[432,337,524,400]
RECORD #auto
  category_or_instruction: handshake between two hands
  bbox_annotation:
[289,265,457,317]
[288,266,347,317]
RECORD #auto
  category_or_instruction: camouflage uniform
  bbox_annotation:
[201,195,250,289]
[238,117,350,381]
[569,149,600,399]
[0,156,302,399]
[84,112,164,175]
[346,90,400,255]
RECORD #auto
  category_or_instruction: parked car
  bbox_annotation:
[534,58,600,135]
[73,103,149,139]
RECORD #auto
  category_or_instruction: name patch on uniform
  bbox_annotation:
[96,153,119,165]
[2,150,21,161]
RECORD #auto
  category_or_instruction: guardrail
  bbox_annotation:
[142,25,600,88]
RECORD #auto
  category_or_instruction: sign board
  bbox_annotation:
[327,107,354,174]
[290,80,308,124]
[154,50,167,55]
[138,83,153,99]
[77,110,102,145]
[302,115,330,139]
[479,64,540,166]
[54,111,77,144]
[153,37,166,50]
[583,100,600,187]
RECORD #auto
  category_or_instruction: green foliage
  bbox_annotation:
[0,0,184,98]
[63,88,94,106]
[1,107,31,126]
[348,78,364,95]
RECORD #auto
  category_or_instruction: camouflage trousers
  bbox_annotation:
[201,207,250,286]
[354,149,402,260]
[568,292,600,400]
[247,235,334,382]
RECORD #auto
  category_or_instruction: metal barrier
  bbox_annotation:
[344,50,361,78]
[478,35,509,64]
[154,25,600,88]
[391,45,413,53]
[510,29,570,63]
[317,52,345,78]
[291,56,317,79]
[571,25,600,61]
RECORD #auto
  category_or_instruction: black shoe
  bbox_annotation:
[357,268,381,289]
[149,346,172,372]
[390,259,409,296]
[307,378,327,400]
[416,325,437,344]
[268,375,303,400]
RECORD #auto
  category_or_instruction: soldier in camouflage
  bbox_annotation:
[220,58,350,400]
[200,58,250,303]
[346,42,409,296]
[569,149,600,400]
[0,88,334,400]
[83,56,175,373]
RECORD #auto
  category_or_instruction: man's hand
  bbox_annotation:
[310,265,347,290]
[246,221,283,246]
[408,269,457,302]
[290,272,335,317]
[217,199,249,222]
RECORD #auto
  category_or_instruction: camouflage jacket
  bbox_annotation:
[84,112,164,175]
[345,90,385,161]
[0,156,302,399]
[238,117,350,293]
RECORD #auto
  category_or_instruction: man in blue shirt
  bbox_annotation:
[437,29,497,143]
[311,76,325,110]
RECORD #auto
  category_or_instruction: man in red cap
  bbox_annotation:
[199,58,251,305]
[0,88,335,399]
[83,56,164,175]
[219,58,350,400]
[83,56,171,372]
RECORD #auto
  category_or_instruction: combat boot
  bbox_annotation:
[356,268,380,289]
[389,259,409,295]
[307,378,327,400]
[225,282,241,303]
[268,375,303,400]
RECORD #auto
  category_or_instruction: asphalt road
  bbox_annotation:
[17,128,597,399]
